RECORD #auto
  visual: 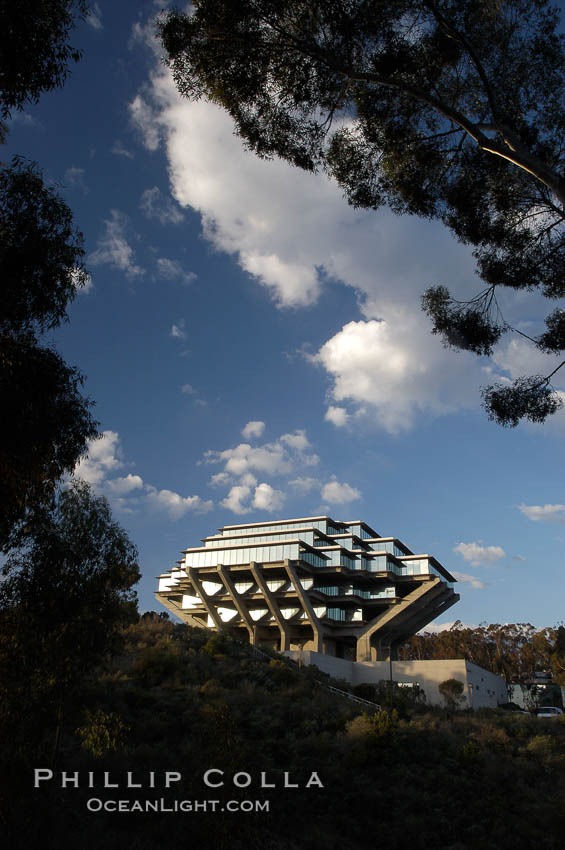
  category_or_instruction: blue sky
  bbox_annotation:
[5,1,565,630]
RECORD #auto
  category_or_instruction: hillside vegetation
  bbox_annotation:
[2,615,565,850]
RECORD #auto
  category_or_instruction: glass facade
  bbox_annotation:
[185,542,301,567]
[205,530,315,548]
[160,515,456,639]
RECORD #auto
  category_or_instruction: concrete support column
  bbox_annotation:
[187,567,224,631]
[284,561,323,653]
[250,562,290,651]
[217,564,255,643]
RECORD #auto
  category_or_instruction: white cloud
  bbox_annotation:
[70,267,93,295]
[453,542,505,567]
[492,337,564,383]
[64,166,88,194]
[209,472,232,488]
[289,477,319,494]
[106,474,144,495]
[76,274,94,295]
[130,94,162,151]
[221,484,252,515]
[206,430,320,480]
[450,571,486,590]
[519,503,565,524]
[89,210,145,279]
[325,405,349,427]
[280,430,311,452]
[421,620,478,633]
[74,431,122,485]
[313,316,480,434]
[140,186,184,225]
[156,257,196,285]
[74,430,212,520]
[241,421,266,440]
[206,442,289,478]
[129,17,161,54]
[86,2,103,30]
[132,62,514,431]
[321,480,361,505]
[112,140,134,159]
[181,383,196,395]
[206,426,325,514]
[253,483,285,513]
[170,320,187,339]
[145,486,213,520]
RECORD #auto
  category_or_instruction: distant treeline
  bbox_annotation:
[399,622,565,683]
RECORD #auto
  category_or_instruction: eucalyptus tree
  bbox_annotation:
[0,481,139,754]
[159,0,565,425]
[0,0,88,119]
[0,158,97,549]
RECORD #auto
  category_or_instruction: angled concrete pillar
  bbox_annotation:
[154,592,206,628]
[187,567,224,631]
[284,561,323,652]
[217,564,255,642]
[250,562,291,651]
[356,578,444,662]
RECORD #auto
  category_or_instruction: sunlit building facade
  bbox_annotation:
[156,515,459,662]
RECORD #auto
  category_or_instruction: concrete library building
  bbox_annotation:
[156,515,507,708]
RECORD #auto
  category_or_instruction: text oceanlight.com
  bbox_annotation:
[86,799,270,813]
[33,769,324,812]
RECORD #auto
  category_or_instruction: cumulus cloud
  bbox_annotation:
[145,486,213,519]
[206,426,330,515]
[74,431,212,519]
[89,210,145,279]
[209,472,232,488]
[492,337,564,382]
[241,421,266,440]
[74,431,122,485]
[450,571,486,590]
[221,484,253,515]
[170,319,187,339]
[280,430,311,452]
[64,166,88,194]
[140,186,184,225]
[156,257,196,285]
[106,474,144,495]
[321,480,361,505]
[86,2,103,30]
[70,267,93,295]
[325,405,349,427]
[130,94,162,151]
[313,315,483,433]
[421,620,478,633]
[453,542,505,567]
[519,503,565,523]
[206,429,318,479]
[112,140,134,159]
[253,482,285,513]
[129,64,509,430]
[289,477,319,494]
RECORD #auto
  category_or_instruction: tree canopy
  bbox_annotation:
[0,158,97,549]
[0,0,88,119]
[159,0,565,425]
[1,156,89,335]
[400,621,565,685]
[0,481,139,748]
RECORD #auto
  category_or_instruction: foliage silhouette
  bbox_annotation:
[159,0,565,425]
